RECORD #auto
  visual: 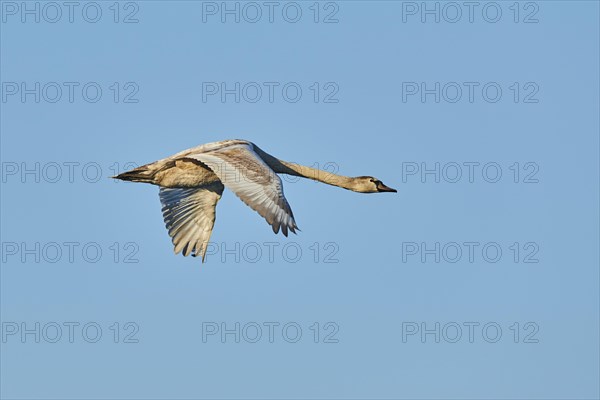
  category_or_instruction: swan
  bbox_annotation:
[113,139,396,261]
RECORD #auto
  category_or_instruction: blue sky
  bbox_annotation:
[1,1,599,399]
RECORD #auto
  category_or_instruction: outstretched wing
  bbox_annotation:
[187,143,298,236]
[159,181,224,261]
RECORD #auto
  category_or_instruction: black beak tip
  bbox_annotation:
[378,185,397,193]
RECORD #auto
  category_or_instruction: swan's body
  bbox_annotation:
[114,139,396,261]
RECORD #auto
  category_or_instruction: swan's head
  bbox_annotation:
[354,176,397,193]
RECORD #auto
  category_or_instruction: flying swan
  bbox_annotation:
[114,139,396,261]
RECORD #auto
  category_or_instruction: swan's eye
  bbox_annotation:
[370,178,375,183]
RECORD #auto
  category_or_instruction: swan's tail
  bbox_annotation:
[112,164,158,184]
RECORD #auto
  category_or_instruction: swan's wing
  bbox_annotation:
[187,143,298,236]
[159,182,224,261]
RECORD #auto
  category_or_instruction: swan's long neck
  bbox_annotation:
[254,146,358,191]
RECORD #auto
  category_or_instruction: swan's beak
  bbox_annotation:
[377,183,397,193]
